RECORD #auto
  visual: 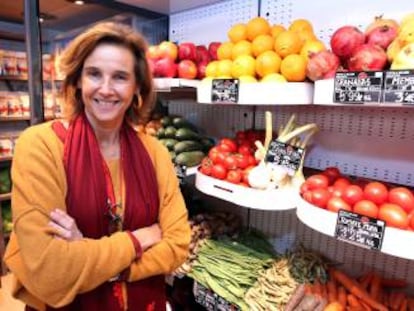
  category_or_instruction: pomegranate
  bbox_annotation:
[330,26,365,59]
[366,25,398,50]
[347,44,388,71]
[306,50,340,81]
[365,15,399,36]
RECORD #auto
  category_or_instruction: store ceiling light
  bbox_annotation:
[74,0,85,5]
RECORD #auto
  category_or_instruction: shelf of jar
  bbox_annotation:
[313,79,414,107]
[0,193,11,202]
[197,80,314,105]
[195,170,297,211]
[296,194,414,260]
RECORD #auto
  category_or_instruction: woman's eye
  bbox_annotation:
[87,70,101,78]
[114,74,127,81]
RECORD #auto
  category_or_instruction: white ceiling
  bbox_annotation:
[115,0,223,14]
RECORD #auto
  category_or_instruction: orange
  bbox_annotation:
[261,73,287,83]
[205,61,219,78]
[217,42,234,60]
[216,59,233,77]
[270,24,286,39]
[251,34,274,57]
[288,18,314,33]
[274,30,303,58]
[231,55,256,78]
[246,17,271,41]
[231,40,252,60]
[255,50,282,78]
[300,39,326,60]
[280,54,307,82]
[297,30,317,44]
[239,75,258,83]
[228,23,247,43]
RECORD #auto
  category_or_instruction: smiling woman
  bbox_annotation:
[3,22,191,311]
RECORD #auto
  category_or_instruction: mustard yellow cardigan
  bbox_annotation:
[3,121,191,310]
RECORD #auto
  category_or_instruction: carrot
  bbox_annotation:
[399,298,408,311]
[348,294,363,308]
[338,286,348,307]
[390,292,406,311]
[328,279,338,302]
[359,272,373,290]
[324,301,346,311]
[369,273,382,301]
[408,298,414,311]
[330,268,387,311]
[313,279,323,297]
[360,301,373,311]
[295,293,320,310]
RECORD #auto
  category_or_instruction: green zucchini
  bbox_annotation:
[174,151,205,167]
[175,128,200,141]
[173,140,204,154]
[159,138,178,151]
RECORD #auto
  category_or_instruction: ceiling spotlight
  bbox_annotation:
[74,0,85,4]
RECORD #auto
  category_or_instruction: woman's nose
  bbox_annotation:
[99,77,114,94]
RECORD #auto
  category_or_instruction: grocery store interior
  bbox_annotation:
[1,0,414,310]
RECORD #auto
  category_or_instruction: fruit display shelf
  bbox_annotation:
[313,78,414,107]
[153,78,200,91]
[195,170,297,211]
[296,194,414,260]
[0,193,11,202]
[197,80,314,105]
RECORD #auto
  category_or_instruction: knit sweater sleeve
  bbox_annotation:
[126,134,191,281]
[4,124,137,308]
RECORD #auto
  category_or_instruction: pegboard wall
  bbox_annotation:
[260,0,413,45]
[169,0,258,45]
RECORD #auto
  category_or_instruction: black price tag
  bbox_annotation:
[335,209,385,250]
[212,78,239,104]
[333,71,384,104]
[383,70,414,104]
[174,164,187,184]
[194,282,216,310]
[265,140,304,176]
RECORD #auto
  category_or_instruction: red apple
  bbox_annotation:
[197,62,208,79]
[158,41,178,61]
[177,60,197,79]
[196,45,210,64]
[147,58,156,75]
[154,57,177,78]
[208,42,221,60]
[178,42,197,61]
[146,45,161,60]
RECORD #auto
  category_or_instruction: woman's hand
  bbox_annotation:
[49,209,83,241]
[131,223,162,251]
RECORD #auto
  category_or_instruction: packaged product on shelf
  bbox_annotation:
[43,91,55,118]
[0,49,4,75]
[3,50,17,76]
[0,134,13,157]
[15,51,28,77]
[42,54,53,80]
[19,92,30,117]
[0,92,8,116]
[7,92,22,116]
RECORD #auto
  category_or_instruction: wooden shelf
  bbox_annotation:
[0,193,11,202]
[0,116,30,122]
[0,157,12,162]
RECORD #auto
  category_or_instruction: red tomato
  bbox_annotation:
[388,187,414,214]
[211,163,227,180]
[378,203,409,229]
[226,169,242,184]
[353,200,379,218]
[300,182,310,194]
[364,182,388,205]
[208,146,220,164]
[247,154,257,166]
[330,186,346,198]
[327,197,352,213]
[342,184,364,206]
[322,166,341,184]
[218,138,237,153]
[242,165,255,185]
[235,130,246,141]
[223,154,238,170]
[333,177,351,189]
[310,188,332,208]
[235,153,249,169]
[238,144,254,156]
[305,174,330,190]
[199,157,212,176]
[409,211,414,229]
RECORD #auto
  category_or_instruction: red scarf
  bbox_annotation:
[31,113,166,311]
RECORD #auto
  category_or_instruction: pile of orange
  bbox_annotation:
[205,16,325,82]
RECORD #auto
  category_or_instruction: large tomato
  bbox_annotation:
[342,184,364,206]
[235,153,249,169]
[378,203,409,229]
[388,187,414,214]
[363,182,388,205]
[226,169,242,184]
[310,188,332,208]
[223,154,238,170]
[218,138,238,153]
[333,177,351,189]
[322,166,341,184]
[305,174,330,190]
[199,157,212,176]
[353,200,379,218]
[211,163,227,180]
[327,197,352,213]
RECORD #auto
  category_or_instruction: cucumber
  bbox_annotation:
[160,116,173,127]
[175,128,200,141]
[175,151,205,167]
[172,117,198,132]
[156,127,166,139]
[159,138,178,151]
[164,126,177,138]
[200,137,216,152]
[173,140,204,154]
[169,151,176,162]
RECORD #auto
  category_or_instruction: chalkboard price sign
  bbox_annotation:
[382,70,414,104]
[265,140,304,175]
[333,71,384,104]
[335,209,385,250]
[211,78,239,104]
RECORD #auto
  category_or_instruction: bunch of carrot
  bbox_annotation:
[285,268,414,311]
